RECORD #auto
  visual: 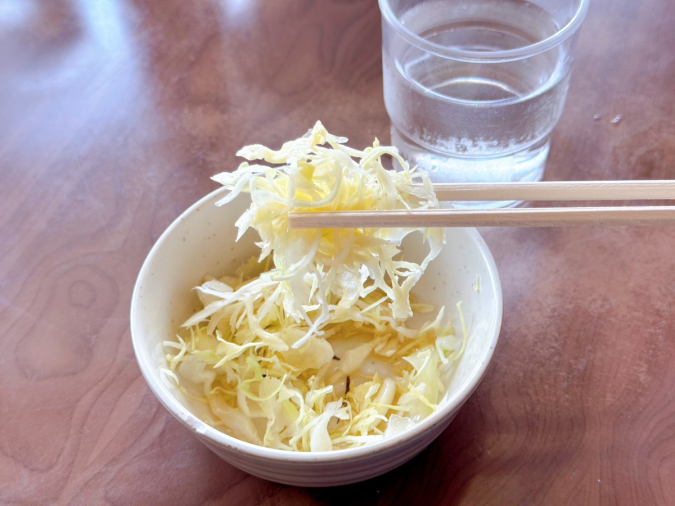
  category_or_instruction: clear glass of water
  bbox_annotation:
[380,0,589,208]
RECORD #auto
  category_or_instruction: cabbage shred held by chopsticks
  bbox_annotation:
[162,122,468,452]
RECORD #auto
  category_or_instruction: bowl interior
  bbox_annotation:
[131,188,502,458]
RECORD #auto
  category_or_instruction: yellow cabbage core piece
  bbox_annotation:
[163,122,467,452]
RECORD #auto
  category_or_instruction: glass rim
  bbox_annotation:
[378,0,590,62]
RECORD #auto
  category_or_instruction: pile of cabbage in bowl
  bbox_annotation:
[162,122,467,452]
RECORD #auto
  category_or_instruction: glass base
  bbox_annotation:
[391,126,548,209]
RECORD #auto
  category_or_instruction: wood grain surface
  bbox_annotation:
[1,0,675,504]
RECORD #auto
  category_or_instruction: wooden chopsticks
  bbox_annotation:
[288,206,675,228]
[287,181,675,229]
[430,180,675,201]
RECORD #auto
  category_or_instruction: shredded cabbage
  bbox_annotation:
[163,122,467,451]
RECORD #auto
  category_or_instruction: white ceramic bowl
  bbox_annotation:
[130,188,502,487]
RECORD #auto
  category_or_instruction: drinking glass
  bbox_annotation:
[380,0,589,208]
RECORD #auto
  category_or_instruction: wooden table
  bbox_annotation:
[2,0,674,504]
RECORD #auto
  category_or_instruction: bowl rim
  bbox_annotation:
[130,186,503,463]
